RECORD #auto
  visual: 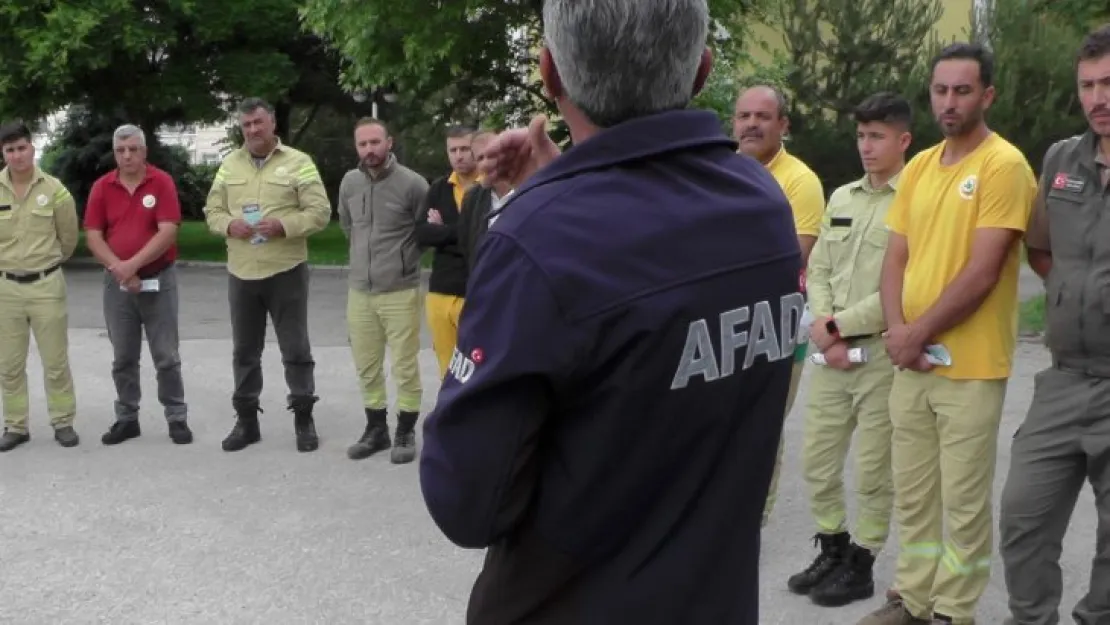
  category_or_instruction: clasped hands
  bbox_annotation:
[882,323,934,372]
[228,217,284,240]
[108,259,142,293]
[809,317,854,371]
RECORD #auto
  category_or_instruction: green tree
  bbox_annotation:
[980,0,1089,171]
[300,0,769,128]
[751,0,945,190]
[0,1,373,142]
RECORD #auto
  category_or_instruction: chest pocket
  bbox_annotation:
[261,175,297,210]
[1045,188,1094,254]
[25,196,56,233]
[822,225,852,264]
[862,226,889,249]
[224,178,248,212]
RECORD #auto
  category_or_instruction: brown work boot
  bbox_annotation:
[857,595,932,625]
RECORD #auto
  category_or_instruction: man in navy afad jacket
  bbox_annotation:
[419,0,803,623]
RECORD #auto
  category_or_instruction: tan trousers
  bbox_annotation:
[347,287,423,413]
[425,292,464,377]
[763,359,806,526]
[802,338,895,552]
[0,271,76,433]
[888,371,1006,624]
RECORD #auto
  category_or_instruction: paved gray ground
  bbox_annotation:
[0,264,1092,625]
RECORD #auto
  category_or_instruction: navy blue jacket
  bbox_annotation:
[419,109,803,625]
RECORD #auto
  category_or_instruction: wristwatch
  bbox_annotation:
[825,317,840,337]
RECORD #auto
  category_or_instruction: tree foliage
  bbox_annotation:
[300,0,768,129]
[0,1,374,141]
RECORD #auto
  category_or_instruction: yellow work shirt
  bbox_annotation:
[0,167,79,273]
[765,146,825,237]
[448,170,479,210]
[807,173,899,337]
[887,133,1036,380]
[204,140,331,281]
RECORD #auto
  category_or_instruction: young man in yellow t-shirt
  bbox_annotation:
[857,44,1036,625]
[734,84,826,526]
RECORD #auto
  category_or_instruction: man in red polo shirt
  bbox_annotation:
[84,124,191,445]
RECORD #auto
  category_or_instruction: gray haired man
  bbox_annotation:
[83,124,190,444]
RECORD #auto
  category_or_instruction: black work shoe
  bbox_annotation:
[222,414,261,452]
[390,410,419,464]
[102,420,140,445]
[168,421,193,445]
[288,396,319,452]
[54,426,79,448]
[810,543,876,606]
[293,413,318,452]
[0,429,29,452]
[787,532,851,594]
[348,408,391,460]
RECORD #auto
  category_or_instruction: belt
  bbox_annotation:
[845,333,881,341]
[0,264,60,284]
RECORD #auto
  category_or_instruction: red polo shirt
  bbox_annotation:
[84,165,181,277]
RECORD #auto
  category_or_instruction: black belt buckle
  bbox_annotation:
[3,264,58,284]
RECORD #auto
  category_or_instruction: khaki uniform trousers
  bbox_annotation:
[347,287,423,413]
[802,338,895,552]
[764,359,806,526]
[0,270,76,433]
[888,370,1006,624]
[425,292,464,377]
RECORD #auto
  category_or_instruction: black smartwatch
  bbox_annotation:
[825,318,840,337]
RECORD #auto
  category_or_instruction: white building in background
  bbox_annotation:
[30,107,232,166]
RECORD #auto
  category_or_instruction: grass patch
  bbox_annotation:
[75,220,434,268]
[1019,295,1046,335]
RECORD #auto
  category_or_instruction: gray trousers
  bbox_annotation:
[228,262,315,410]
[103,264,187,422]
[1000,366,1110,625]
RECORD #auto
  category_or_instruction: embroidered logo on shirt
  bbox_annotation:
[1051,172,1085,193]
[958,175,977,200]
[35,194,48,207]
[142,194,157,209]
[275,166,288,177]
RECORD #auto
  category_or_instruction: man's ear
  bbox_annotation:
[539,47,563,101]
[691,47,713,97]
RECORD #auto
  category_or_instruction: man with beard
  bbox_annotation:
[999,25,1110,625]
[734,84,826,526]
[419,0,802,621]
[417,126,480,377]
[338,118,429,464]
[203,97,331,453]
[857,42,1036,625]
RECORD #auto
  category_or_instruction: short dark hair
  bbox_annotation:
[1078,24,1110,65]
[854,92,913,129]
[445,125,474,139]
[0,122,32,147]
[237,97,274,116]
[930,42,994,87]
[355,117,390,137]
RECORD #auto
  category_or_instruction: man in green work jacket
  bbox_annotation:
[787,93,911,608]
[204,97,331,454]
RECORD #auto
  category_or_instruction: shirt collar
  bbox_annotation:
[850,170,901,194]
[0,165,45,191]
[511,109,737,200]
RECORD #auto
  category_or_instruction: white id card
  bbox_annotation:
[119,278,160,293]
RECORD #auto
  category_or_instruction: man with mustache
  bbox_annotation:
[734,84,826,526]
[999,25,1110,625]
[203,97,331,453]
[338,118,429,464]
[857,42,1036,625]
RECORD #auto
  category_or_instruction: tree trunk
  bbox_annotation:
[275,100,293,142]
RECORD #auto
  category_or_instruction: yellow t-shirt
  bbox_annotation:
[886,133,1036,380]
[766,147,825,237]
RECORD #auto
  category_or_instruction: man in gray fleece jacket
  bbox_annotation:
[337,118,429,464]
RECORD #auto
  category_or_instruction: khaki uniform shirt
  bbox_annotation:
[0,167,79,273]
[204,140,330,280]
[806,172,900,337]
